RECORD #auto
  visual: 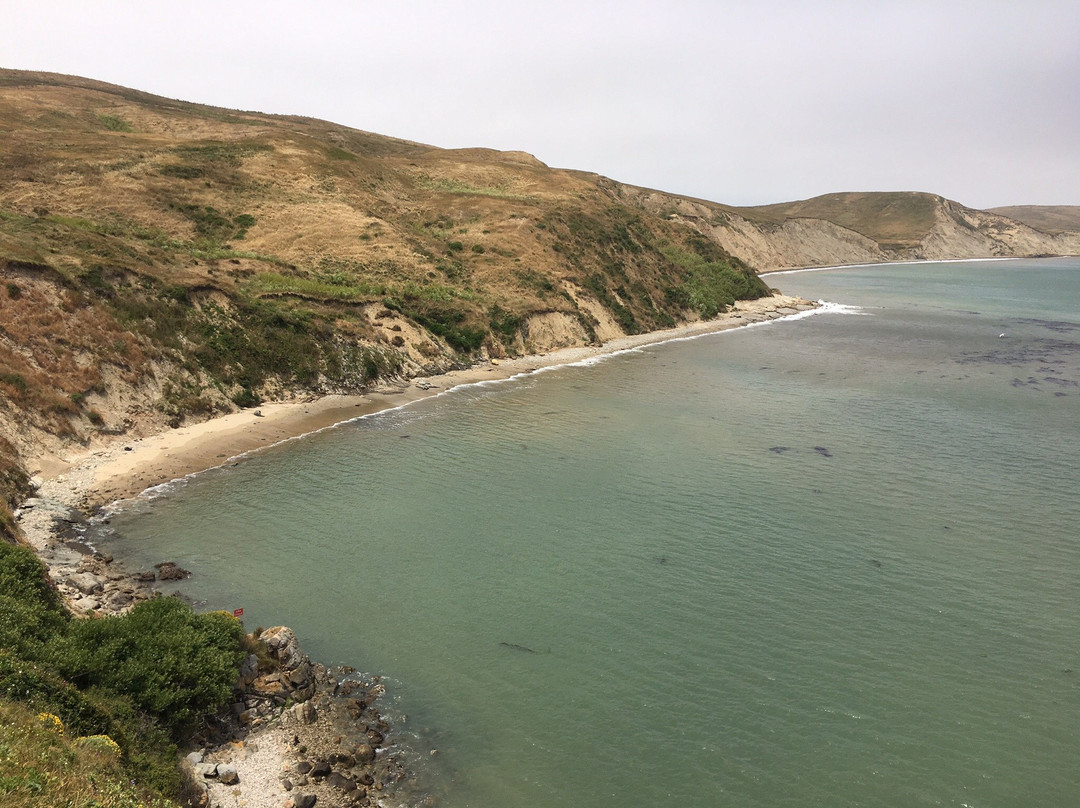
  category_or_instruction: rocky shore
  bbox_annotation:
[14,478,426,808]
[186,626,425,808]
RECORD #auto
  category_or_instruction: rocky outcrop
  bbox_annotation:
[188,627,419,808]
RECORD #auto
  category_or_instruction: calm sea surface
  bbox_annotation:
[104,258,1080,807]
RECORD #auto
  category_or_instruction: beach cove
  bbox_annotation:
[14,292,818,808]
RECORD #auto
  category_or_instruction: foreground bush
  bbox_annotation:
[50,596,246,735]
[0,541,247,801]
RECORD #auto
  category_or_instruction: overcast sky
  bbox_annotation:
[4,0,1078,208]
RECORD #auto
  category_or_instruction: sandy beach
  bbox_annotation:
[30,294,817,513]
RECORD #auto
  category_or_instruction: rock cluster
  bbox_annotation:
[14,494,190,615]
[187,627,416,808]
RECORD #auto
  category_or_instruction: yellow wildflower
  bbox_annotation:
[75,734,123,758]
[37,712,64,734]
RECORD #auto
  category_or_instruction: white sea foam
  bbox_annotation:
[767,256,1018,276]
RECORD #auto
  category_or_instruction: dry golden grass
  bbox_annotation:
[730,191,943,250]
[0,68,771,479]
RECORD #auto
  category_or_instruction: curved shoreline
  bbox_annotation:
[23,294,820,516]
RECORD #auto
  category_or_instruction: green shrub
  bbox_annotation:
[158,164,204,179]
[0,545,68,661]
[231,387,260,408]
[98,114,133,132]
[0,372,28,397]
[49,597,245,735]
[0,543,65,615]
[488,305,521,343]
[0,698,180,808]
[5,282,20,299]
[0,652,112,739]
[661,244,769,318]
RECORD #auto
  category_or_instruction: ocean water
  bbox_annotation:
[103,258,1080,807]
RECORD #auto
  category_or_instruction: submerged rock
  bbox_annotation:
[155,561,191,580]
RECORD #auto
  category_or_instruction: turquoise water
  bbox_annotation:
[104,258,1080,807]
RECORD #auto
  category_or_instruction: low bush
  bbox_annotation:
[0,699,178,808]
[49,597,245,735]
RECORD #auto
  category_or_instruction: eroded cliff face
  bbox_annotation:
[619,187,1080,272]
[915,200,1080,262]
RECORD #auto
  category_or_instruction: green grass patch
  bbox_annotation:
[250,272,387,301]
[97,114,133,132]
[417,176,536,202]
[158,164,204,179]
[170,141,272,166]
[324,144,357,161]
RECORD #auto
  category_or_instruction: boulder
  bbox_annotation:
[292,684,316,703]
[354,743,376,763]
[238,653,258,681]
[289,701,317,724]
[327,771,356,792]
[252,674,288,698]
[309,760,331,778]
[68,572,103,595]
[293,794,318,808]
[260,626,306,671]
[216,763,239,785]
[105,592,132,611]
[288,660,313,688]
[73,597,100,612]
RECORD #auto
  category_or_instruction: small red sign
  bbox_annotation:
[233,608,244,618]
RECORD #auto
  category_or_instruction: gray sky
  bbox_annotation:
[4,0,1078,208]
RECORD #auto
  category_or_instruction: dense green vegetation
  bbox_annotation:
[661,241,768,318]
[0,437,28,544]
[0,541,248,804]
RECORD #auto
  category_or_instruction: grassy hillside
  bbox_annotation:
[730,191,943,251]
[0,70,768,453]
[987,205,1080,234]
